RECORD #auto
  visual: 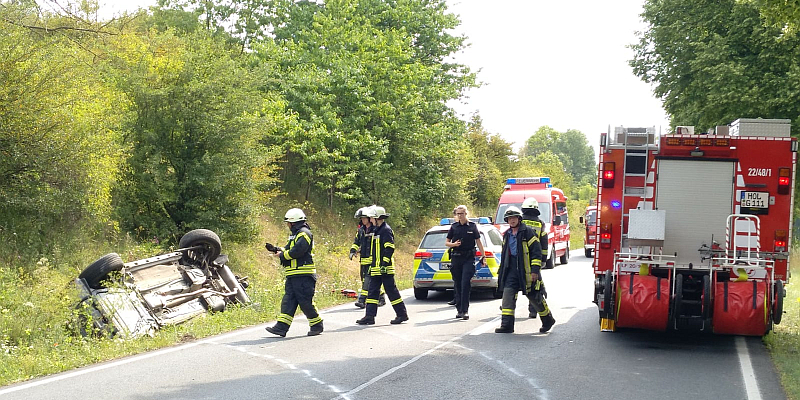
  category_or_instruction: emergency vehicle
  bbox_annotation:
[580,204,597,258]
[593,119,794,336]
[495,177,571,268]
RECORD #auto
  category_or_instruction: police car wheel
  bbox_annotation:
[414,288,429,300]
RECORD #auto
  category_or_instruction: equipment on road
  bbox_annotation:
[592,119,794,336]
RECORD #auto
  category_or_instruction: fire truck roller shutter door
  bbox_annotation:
[654,160,735,266]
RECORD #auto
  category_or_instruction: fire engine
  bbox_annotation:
[581,204,597,258]
[495,177,571,268]
[593,119,795,335]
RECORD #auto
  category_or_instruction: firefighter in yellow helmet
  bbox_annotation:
[356,206,409,325]
[265,208,323,337]
[521,197,549,319]
[495,206,555,333]
[349,206,386,308]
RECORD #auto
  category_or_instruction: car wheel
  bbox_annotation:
[179,229,221,265]
[560,245,569,265]
[492,289,503,299]
[414,288,428,300]
[545,252,554,269]
[79,253,124,289]
[585,248,592,258]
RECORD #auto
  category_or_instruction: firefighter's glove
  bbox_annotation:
[264,242,280,253]
[349,249,356,260]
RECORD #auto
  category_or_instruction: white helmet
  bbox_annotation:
[372,206,390,219]
[354,207,367,219]
[284,208,307,223]
[521,198,539,210]
[503,206,523,222]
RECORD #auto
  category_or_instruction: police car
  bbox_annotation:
[412,217,504,300]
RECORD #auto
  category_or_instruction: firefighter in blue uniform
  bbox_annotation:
[356,206,409,325]
[521,197,549,319]
[495,206,556,333]
[265,208,324,337]
[445,205,487,320]
[350,206,386,308]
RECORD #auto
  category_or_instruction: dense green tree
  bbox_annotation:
[519,126,596,185]
[465,115,514,207]
[630,0,800,133]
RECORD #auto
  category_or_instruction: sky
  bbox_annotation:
[101,0,670,153]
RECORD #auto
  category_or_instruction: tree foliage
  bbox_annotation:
[519,126,596,186]
[630,0,800,133]
[464,115,514,207]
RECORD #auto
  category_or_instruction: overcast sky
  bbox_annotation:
[445,0,670,152]
[103,0,670,153]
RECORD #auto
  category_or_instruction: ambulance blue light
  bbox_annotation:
[611,200,621,209]
[440,218,453,225]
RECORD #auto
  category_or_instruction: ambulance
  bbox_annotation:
[593,119,794,335]
[494,177,571,268]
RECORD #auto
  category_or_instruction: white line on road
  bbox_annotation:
[470,318,500,335]
[736,336,763,400]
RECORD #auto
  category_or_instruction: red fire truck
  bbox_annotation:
[581,204,597,258]
[593,119,794,335]
[495,177,571,268]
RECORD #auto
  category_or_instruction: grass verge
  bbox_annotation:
[764,250,800,399]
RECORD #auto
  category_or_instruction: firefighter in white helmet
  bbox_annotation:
[349,206,386,308]
[356,206,409,325]
[521,197,549,319]
[265,208,323,337]
[495,206,555,333]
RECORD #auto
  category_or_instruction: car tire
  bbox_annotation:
[560,245,569,265]
[79,253,124,289]
[492,289,503,299]
[179,229,222,265]
[585,248,592,258]
[545,252,554,269]
[414,288,429,300]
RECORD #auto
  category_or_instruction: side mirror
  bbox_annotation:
[579,216,584,224]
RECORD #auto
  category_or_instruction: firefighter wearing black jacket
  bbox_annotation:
[495,206,556,334]
[356,206,409,325]
[265,208,324,337]
[521,197,549,319]
[350,206,386,308]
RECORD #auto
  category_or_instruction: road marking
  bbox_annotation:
[470,318,500,335]
[736,336,763,400]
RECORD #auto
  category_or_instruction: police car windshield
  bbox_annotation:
[495,203,551,224]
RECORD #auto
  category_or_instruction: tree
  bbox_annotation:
[630,0,800,133]
[465,115,514,207]
[519,126,596,185]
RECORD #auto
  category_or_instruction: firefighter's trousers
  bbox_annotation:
[358,262,384,302]
[528,279,548,316]
[365,274,407,318]
[275,275,322,330]
[500,280,550,329]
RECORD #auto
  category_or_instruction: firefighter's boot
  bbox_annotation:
[308,322,324,336]
[390,314,409,324]
[528,303,538,319]
[354,295,366,309]
[539,313,556,333]
[378,294,387,307]
[265,322,289,337]
[356,316,375,325]
[494,315,515,333]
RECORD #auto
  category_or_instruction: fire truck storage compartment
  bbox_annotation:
[654,160,735,266]
[712,279,768,336]
[616,273,670,331]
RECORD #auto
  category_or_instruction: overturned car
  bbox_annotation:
[75,229,250,338]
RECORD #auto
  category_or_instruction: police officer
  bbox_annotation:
[521,197,549,319]
[495,206,556,334]
[265,208,324,337]
[356,206,409,325]
[445,205,487,320]
[350,206,386,308]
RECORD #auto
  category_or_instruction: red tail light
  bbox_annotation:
[602,162,615,188]
[600,223,612,249]
[775,230,788,252]
[778,167,791,194]
[414,252,433,259]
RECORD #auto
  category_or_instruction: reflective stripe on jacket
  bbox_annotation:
[281,224,315,276]
[352,224,373,266]
[523,216,548,262]
[370,222,395,276]
[497,223,542,294]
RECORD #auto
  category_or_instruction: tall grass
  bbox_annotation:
[764,249,800,399]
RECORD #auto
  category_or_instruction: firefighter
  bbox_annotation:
[350,206,386,308]
[265,208,324,337]
[445,205,487,320]
[521,197,549,319]
[495,206,556,334]
[356,206,409,325]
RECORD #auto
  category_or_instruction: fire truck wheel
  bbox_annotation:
[672,274,684,323]
[702,274,712,320]
[585,248,592,258]
[560,245,569,265]
[774,280,785,325]
[602,271,614,317]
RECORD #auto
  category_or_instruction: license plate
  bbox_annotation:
[741,191,768,208]
[440,263,451,270]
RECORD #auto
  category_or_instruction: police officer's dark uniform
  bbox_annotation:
[521,198,549,319]
[266,208,324,337]
[350,207,386,308]
[495,206,555,333]
[446,217,481,319]
[356,206,409,325]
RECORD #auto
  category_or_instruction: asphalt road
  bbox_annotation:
[0,253,786,400]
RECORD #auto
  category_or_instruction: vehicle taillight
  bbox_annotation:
[666,137,681,146]
[414,252,433,259]
[682,138,697,146]
[698,138,713,146]
[714,138,729,146]
[778,167,791,194]
[602,162,615,188]
[475,251,494,257]
[775,230,788,252]
[600,223,612,249]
